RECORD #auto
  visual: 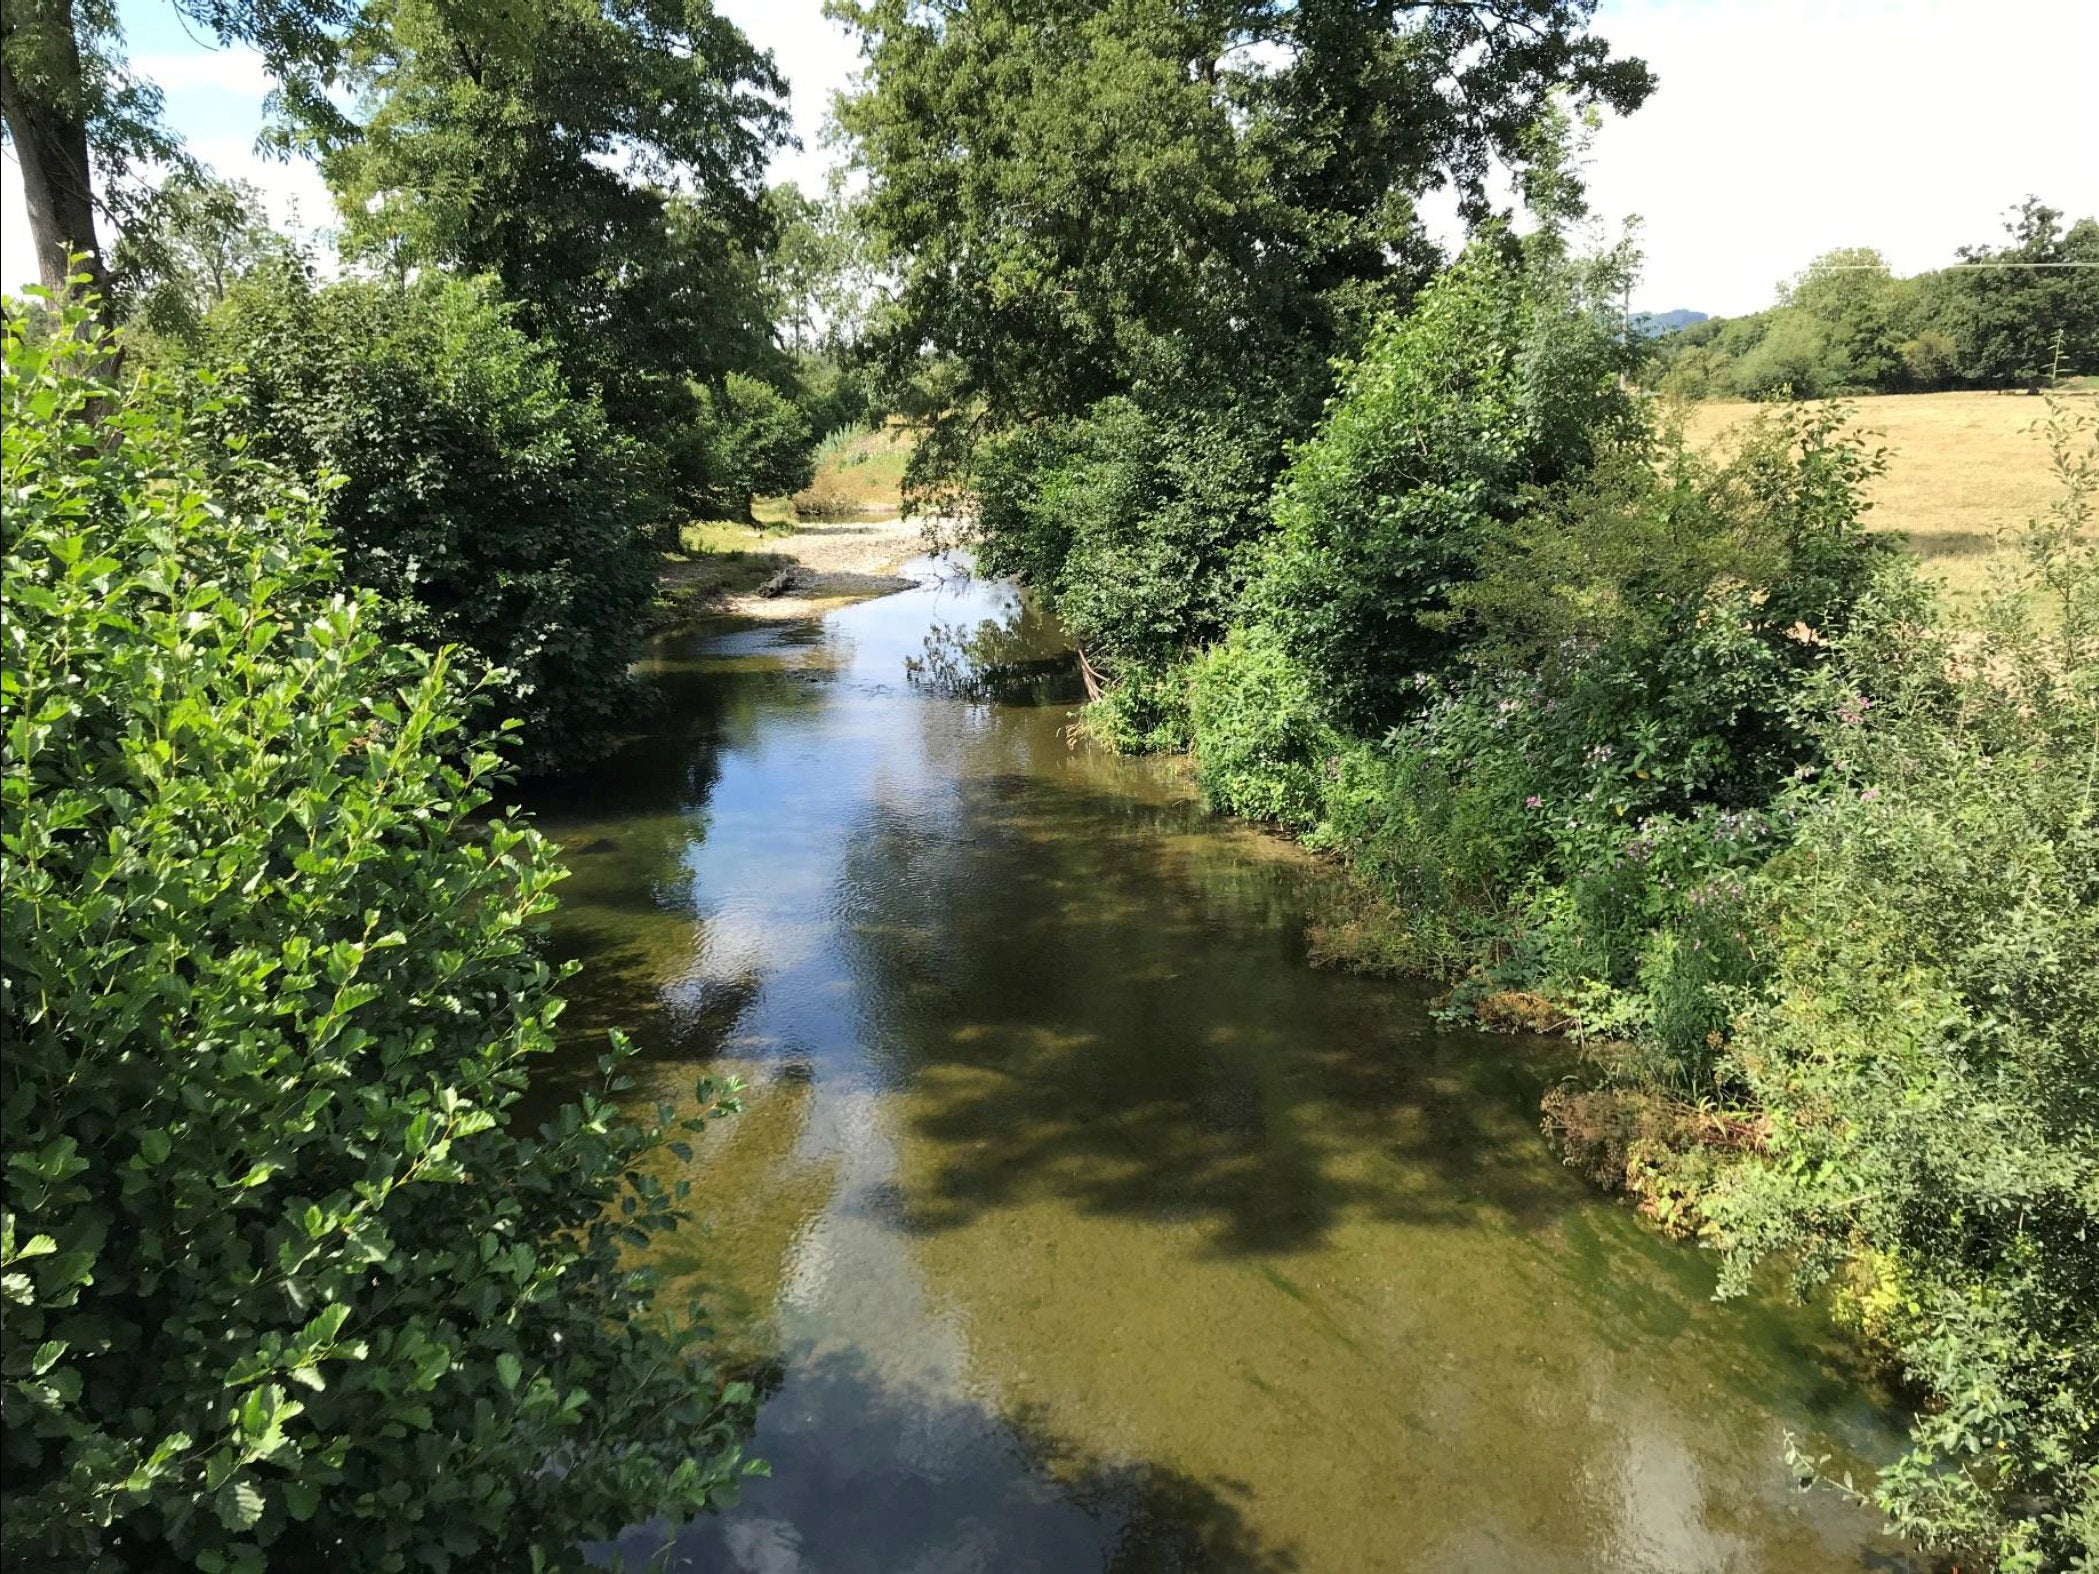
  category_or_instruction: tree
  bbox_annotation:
[3,288,758,1571]
[833,0,1653,469]
[318,0,792,507]
[192,259,662,770]
[109,172,281,339]
[0,0,344,298]
[763,176,881,358]
[692,371,816,521]
[1936,197,2099,388]
[1783,247,1902,391]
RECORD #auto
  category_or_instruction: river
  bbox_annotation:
[524,560,1924,1574]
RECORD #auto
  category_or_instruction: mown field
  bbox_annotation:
[1683,388,2098,602]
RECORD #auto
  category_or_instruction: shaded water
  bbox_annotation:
[527,562,1923,1574]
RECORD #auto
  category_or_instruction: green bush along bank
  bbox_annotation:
[1011,238,2098,1571]
[2,294,758,1572]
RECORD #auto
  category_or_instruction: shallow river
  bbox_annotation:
[527,561,1923,1574]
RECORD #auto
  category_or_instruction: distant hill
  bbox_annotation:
[1631,308,1709,338]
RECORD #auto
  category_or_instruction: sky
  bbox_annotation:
[5,0,2095,317]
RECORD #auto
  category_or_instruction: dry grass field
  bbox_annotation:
[1681,389,2097,603]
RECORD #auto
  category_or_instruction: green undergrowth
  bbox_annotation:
[1044,242,2097,1569]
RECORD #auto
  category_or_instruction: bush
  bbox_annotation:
[1186,626,1334,829]
[1704,407,2099,1571]
[1260,238,1637,731]
[191,262,660,772]
[690,372,816,520]
[2,292,756,1572]
[973,397,1276,670]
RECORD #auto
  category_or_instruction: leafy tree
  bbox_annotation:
[763,176,881,359]
[2,288,758,1571]
[1259,235,1638,730]
[1781,247,1903,391]
[834,0,1653,480]
[317,0,791,506]
[1937,197,2099,388]
[973,394,1278,669]
[193,259,660,769]
[0,0,343,298]
[690,371,816,521]
[109,173,282,341]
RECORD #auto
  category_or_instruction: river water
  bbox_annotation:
[527,560,1923,1574]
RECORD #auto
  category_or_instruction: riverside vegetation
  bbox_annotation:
[837,3,2099,1563]
[5,0,2096,1568]
[973,227,2098,1574]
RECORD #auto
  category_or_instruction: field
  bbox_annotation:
[1682,389,2097,602]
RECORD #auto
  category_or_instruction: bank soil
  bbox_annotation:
[659,517,929,623]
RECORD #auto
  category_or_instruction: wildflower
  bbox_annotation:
[1525,795,1543,808]
[1860,787,1881,802]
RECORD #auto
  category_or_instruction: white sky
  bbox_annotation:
[5,0,2095,317]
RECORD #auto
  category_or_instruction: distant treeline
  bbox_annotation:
[1649,197,2099,399]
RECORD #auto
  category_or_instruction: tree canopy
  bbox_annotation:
[835,0,1653,465]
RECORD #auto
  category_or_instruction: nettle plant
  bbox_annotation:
[2,291,756,1572]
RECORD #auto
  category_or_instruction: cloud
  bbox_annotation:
[131,49,274,98]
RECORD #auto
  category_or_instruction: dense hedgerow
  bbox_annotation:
[188,261,660,772]
[1,293,755,1572]
[1703,409,2098,1571]
[973,395,1279,670]
[1083,230,2097,1566]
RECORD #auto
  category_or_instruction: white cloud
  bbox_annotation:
[131,48,274,98]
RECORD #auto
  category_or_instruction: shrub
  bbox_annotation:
[691,372,816,520]
[973,397,1276,670]
[191,261,660,772]
[1259,238,1637,730]
[1186,626,1333,828]
[1704,408,2099,1571]
[2,292,756,1572]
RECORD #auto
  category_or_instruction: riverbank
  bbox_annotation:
[656,515,927,623]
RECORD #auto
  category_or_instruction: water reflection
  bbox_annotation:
[526,559,1928,1573]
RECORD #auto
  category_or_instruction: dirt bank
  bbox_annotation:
[658,516,933,623]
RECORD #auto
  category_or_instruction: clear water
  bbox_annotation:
[524,561,1924,1574]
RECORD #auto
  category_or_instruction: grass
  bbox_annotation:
[785,423,911,521]
[1681,388,2099,603]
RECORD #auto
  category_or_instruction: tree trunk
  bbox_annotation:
[1,31,111,303]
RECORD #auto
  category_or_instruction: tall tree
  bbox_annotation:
[1940,197,2099,388]
[317,0,791,505]
[833,0,1654,472]
[1,0,344,298]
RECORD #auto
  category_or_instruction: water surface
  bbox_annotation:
[528,562,1922,1574]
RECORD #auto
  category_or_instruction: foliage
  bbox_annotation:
[1261,236,1639,730]
[110,173,283,344]
[1186,626,1333,829]
[1705,407,2099,1570]
[315,0,790,505]
[191,259,659,770]
[689,371,816,520]
[1,0,345,293]
[836,0,1652,516]
[2,290,757,1572]
[763,177,882,359]
[1648,200,2099,399]
[973,396,1277,667]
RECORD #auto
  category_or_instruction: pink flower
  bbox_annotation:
[1525,795,1543,808]
[1860,787,1881,802]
